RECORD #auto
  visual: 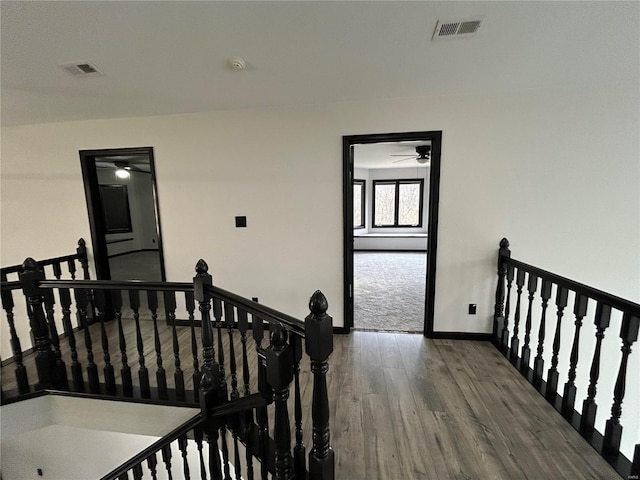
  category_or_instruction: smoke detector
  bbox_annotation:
[60,61,104,77]
[228,57,246,71]
[432,17,483,40]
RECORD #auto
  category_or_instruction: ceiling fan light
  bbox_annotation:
[115,167,130,179]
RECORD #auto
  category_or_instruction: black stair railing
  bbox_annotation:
[493,238,640,479]
[2,248,335,479]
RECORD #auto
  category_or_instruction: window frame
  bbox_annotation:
[372,178,424,228]
[353,179,366,229]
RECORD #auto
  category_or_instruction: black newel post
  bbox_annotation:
[580,302,611,433]
[194,259,223,480]
[493,238,511,342]
[602,313,639,456]
[265,324,294,480]
[20,258,56,390]
[305,290,335,480]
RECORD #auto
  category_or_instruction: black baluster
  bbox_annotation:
[147,452,159,480]
[238,309,251,396]
[214,298,232,480]
[291,333,306,478]
[52,262,62,280]
[305,290,335,480]
[77,239,95,321]
[545,286,569,402]
[118,472,129,480]
[178,434,191,480]
[501,265,515,353]
[225,302,240,400]
[194,426,208,480]
[43,288,69,390]
[561,294,589,417]
[493,238,510,342]
[148,290,168,399]
[74,287,94,392]
[20,258,56,390]
[253,310,270,480]
[631,444,640,477]
[113,290,133,397]
[94,289,116,395]
[130,289,150,398]
[67,258,77,280]
[132,463,143,480]
[266,324,294,480]
[2,274,29,393]
[238,308,255,479]
[194,260,223,480]
[186,291,201,401]
[520,273,538,373]
[59,287,83,392]
[233,434,243,480]
[213,297,228,400]
[165,290,185,401]
[510,269,526,363]
[603,313,639,456]
[162,444,174,480]
[580,303,612,433]
[532,279,552,387]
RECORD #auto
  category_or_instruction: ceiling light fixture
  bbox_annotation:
[115,162,131,179]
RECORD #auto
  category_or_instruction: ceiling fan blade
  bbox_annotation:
[392,157,415,163]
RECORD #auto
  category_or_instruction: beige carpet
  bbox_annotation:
[353,252,426,332]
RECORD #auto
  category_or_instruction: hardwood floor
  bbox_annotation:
[2,323,620,479]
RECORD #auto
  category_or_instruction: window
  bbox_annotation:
[353,179,365,228]
[372,179,424,227]
[99,184,133,233]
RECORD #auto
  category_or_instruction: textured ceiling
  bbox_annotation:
[1,1,638,126]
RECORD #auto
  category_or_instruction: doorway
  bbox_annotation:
[343,131,442,336]
[79,147,166,283]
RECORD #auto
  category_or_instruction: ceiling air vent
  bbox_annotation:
[433,17,483,40]
[60,61,103,77]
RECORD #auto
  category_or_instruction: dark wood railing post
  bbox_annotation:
[545,286,568,402]
[194,259,223,480]
[20,258,56,390]
[305,290,335,480]
[562,294,589,417]
[603,313,639,456]
[59,286,83,392]
[77,238,99,321]
[510,269,525,363]
[2,273,30,394]
[266,324,295,480]
[291,332,306,478]
[580,302,611,433]
[631,444,640,477]
[493,238,510,342]
[520,273,538,373]
[532,279,552,387]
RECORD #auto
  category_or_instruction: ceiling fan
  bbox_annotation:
[391,145,431,164]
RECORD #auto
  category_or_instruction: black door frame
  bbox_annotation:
[342,131,442,337]
[79,146,167,282]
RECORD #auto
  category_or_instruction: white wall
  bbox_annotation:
[2,86,639,457]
